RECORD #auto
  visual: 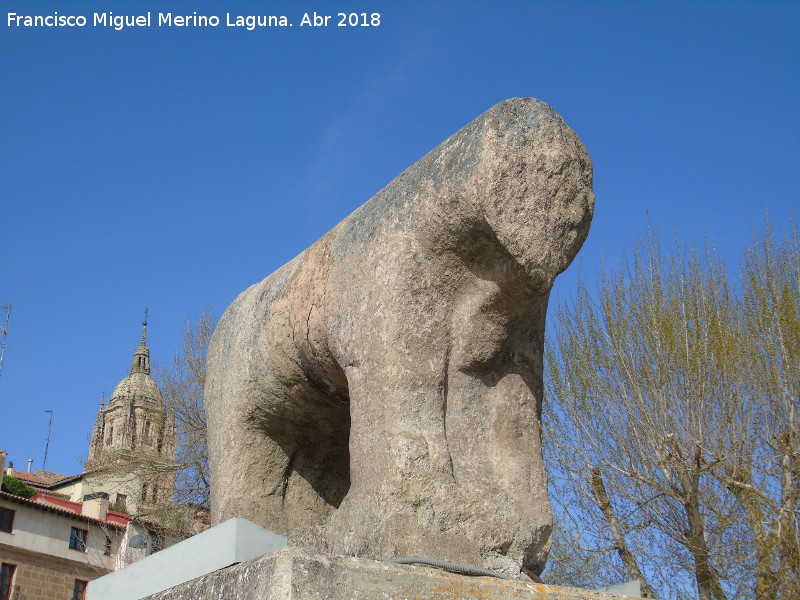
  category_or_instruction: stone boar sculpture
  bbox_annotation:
[206,98,594,577]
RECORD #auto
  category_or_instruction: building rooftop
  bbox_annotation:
[6,467,85,489]
[0,490,129,529]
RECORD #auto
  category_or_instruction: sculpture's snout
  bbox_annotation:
[479,99,594,293]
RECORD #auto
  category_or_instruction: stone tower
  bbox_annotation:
[87,315,177,515]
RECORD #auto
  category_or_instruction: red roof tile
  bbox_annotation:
[0,491,125,529]
[7,470,46,485]
[34,493,82,513]
[5,468,85,488]
[33,469,74,484]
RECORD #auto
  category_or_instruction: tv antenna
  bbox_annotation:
[0,303,10,377]
[42,410,53,471]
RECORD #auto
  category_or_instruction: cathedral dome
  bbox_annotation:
[106,314,164,407]
[110,371,164,405]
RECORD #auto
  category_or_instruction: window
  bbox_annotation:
[104,535,112,556]
[82,492,109,502]
[72,579,87,600]
[106,425,114,445]
[143,420,151,441]
[69,527,88,551]
[152,485,158,503]
[141,483,148,502]
[0,508,14,533]
[115,493,127,511]
[0,563,15,600]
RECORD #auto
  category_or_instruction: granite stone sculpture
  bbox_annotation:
[205,98,594,577]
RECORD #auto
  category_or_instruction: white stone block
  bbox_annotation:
[86,518,287,600]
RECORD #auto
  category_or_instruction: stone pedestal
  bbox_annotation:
[142,546,635,600]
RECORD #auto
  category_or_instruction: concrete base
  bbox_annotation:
[143,546,635,600]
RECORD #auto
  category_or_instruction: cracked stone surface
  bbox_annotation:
[205,98,594,577]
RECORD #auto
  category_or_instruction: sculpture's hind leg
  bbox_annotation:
[207,356,351,534]
[206,265,349,534]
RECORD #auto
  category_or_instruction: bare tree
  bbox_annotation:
[543,500,631,591]
[156,307,214,510]
[718,224,800,598]
[544,220,799,600]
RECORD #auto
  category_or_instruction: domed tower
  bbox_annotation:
[87,314,177,514]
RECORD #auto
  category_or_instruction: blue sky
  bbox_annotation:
[1,0,798,477]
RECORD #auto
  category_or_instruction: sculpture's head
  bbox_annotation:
[476,98,594,294]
